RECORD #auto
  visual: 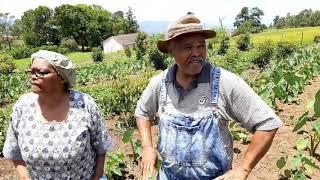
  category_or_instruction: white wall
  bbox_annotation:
[103,38,124,53]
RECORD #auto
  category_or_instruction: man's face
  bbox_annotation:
[170,33,207,76]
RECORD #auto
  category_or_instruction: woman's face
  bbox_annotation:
[30,58,65,94]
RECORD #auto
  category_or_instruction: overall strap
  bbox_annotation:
[210,67,221,105]
[159,70,168,108]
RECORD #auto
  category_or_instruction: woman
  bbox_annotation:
[3,50,112,180]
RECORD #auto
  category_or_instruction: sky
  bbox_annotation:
[0,0,319,28]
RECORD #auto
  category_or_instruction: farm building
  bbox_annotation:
[102,33,137,53]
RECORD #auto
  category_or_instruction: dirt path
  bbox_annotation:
[1,76,320,179]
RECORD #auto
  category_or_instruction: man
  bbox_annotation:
[135,13,282,180]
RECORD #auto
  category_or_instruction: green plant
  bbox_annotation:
[124,48,131,58]
[236,33,251,51]
[122,128,142,164]
[218,36,230,55]
[276,154,319,179]
[252,40,274,68]
[0,107,11,155]
[148,48,168,70]
[91,47,104,62]
[60,38,78,51]
[133,31,148,61]
[104,151,127,180]
[275,41,297,59]
[229,121,249,144]
[0,53,16,74]
[313,35,320,44]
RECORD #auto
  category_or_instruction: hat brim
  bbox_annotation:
[157,29,216,53]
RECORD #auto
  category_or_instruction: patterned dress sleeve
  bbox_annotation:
[3,103,23,160]
[87,96,113,155]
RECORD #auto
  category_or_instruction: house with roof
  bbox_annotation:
[102,33,138,53]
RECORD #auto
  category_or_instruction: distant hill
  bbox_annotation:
[138,21,170,35]
[138,21,221,35]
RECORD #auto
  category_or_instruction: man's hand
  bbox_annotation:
[140,146,158,180]
[214,167,250,180]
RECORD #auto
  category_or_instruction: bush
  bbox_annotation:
[218,36,230,55]
[91,47,104,62]
[275,41,297,59]
[236,33,251,51]
[60,38,78,52]
[8,46,33,59]
[148,48,168,70]
[33,45,70,55]
[124,48,132,58]
[0,107,11,156]
[0,53,16,74]
[133,32,148,61]
[252,40,274,68]
[314,35,320,44]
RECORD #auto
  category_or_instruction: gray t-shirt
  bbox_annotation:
[135,63,282,133]
[3,90,112,179]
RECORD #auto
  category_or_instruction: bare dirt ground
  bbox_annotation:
[1,76,320,179]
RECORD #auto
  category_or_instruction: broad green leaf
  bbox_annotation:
[122,128,134,143]
[291,155,302,169]
[276,156,287,170]
[293,111,309,132]
[296,137,307,151]
[312,121,320,140]
[314,90,320,118]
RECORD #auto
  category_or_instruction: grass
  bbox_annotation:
[250,26,320,45]
[229,26,320,46]
[13,50,132,71]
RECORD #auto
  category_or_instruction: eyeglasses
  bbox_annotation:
[28,69,57,78]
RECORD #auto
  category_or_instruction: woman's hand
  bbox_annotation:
[140,146,158,180]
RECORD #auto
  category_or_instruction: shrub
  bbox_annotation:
[218,36,230,55]
[236,33,251,51]
[60,38,78,52]
[275,41,297,59]
[91,47,104,62]
[0,53,16,74]
[148,48,168,70]
[8,46,32,59]
[314,35,320,44]
[124,48,132,58]
[252,40,274,68]
[133,32,148,61]
[0,107,11,156]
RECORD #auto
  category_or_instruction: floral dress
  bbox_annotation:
[3,90,112,180]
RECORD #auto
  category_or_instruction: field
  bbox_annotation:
[1,27,320,179]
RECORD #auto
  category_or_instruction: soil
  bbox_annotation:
[1,76,320,180]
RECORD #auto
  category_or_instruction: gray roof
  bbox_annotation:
[103,33,138,47]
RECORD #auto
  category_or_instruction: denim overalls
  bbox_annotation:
[157,67,229,180]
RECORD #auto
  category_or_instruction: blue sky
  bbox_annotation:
[0,0,319,28]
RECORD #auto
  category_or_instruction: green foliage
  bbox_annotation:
[0,53,15,73]
[91,47,104,62]
[229,121,249,144]
[124,7,139,33]
[236,33,251,51]
[122,128,142,164]
[276,154,319,179]
[0,73,29,105]
[20,6,60,47]
[124,48,131,58]
[7,45,32,59]
[275,41,297,59]
[54,4,113,50]
[218,36,230,55]
[60,38,78,52]
[234,7,265,34]
[104,151,127,180]
[133,31,148,61]
[313,35,320,44]
[252,40,274,68]
[148,48,168,70]
[0,107,12,155]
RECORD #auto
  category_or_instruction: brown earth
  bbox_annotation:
[1,76,320,179]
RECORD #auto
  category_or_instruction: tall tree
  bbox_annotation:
[54,4,113,51]
[125,7,139,33]
[0,12,15,50]
[234,7,265,34]
[20,6,59,47]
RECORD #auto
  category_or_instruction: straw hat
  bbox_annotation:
[157,13,216,53]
